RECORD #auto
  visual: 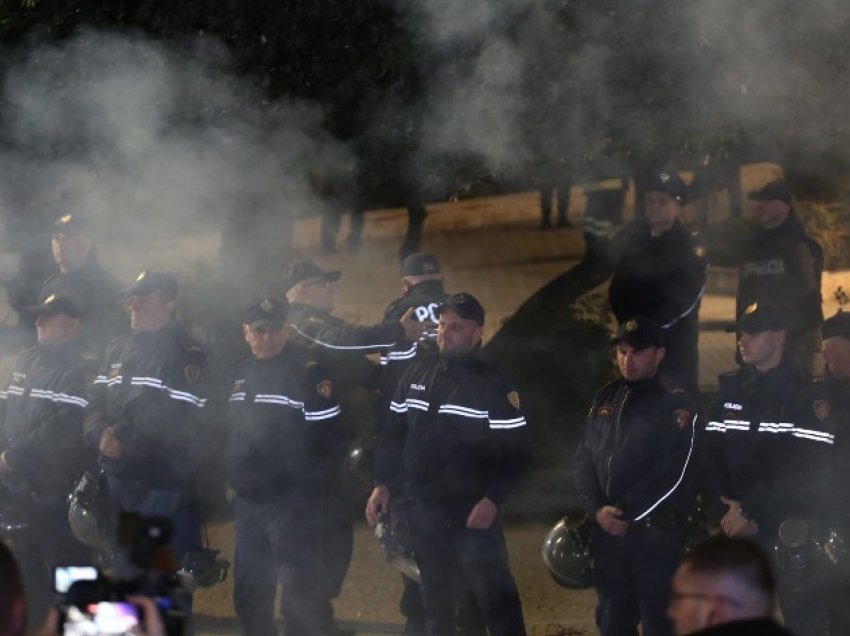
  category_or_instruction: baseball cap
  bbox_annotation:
[822,310,850,340]
[21,294,81,319]
[748,179,791,204]
[726,302,787,333]
[282,260,341,292]
[611,317,664,350]
[435,292,485,326]
[121,270,178,299]
[244,297,288,328]
[401,252,441,277]
[647,171,688,205]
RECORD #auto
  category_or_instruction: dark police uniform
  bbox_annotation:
[84,322,209,558]
[374,343,531,636]
[227,312,345,636]
[573,353,696,636]
[0,312,92,619]
[608,219,707,397]
[701,360,835,636]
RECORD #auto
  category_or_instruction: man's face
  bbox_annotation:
[667,564,715,635]
[127,290,175,332]
[296,277,335,313]
[823,336,850,380]
[738,330,784,368]
[243,323,288,360]
[753,198,791,230]
[616,342,665,381]
[51,232,92,273]
[644,190,681,234]
[437,309,482,357]
[35,312,80,345]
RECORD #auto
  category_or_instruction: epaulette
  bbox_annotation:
[660,376,686,395]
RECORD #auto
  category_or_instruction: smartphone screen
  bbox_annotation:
[64,602,139,636]
[54,566,98,594]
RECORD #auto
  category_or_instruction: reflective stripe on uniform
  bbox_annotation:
[0,385,87,408]
[93,374,206,407]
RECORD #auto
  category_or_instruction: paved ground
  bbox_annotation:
[193,191,740,635]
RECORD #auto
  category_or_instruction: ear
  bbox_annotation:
[655,346,667,364]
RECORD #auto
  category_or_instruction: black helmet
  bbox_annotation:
[67,471,111,551]
[176,548,230,594]
[0,484,29,538]
[541,514,594,589]
[375,506,420,583]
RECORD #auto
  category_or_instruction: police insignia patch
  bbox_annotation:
[597,405,613,416]
[694,246,706,259]
[136,270,147,282]
[660,172,671,183]
[60,213,72,224]
[185,365,201,384]
[44,294,56,304]
[745,302,758,315]
[673,409,692,429]
[317,380,333,399]
[507,391,520,410]
[625,319,638,332]
[814,399,831,421]
[260,299,273,312]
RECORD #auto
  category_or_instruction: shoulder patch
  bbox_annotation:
[693,245,706,259]
[507,391,520,410]
[660,377,685,395]
[185,365,202,385]
[672,408,692,429]
[317,379,333,399]
[814,399,831,421]
[596,405,614,417]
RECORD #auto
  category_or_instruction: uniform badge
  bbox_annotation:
[693,245,706,259]
[673,409,692,429]
[59,213,73,224]
[745,302,758,315]
[660,172,671,183]
[507,391,520,410]
[108,363,122,380]
[624,319,638,332]
[260,299,273,312]
[136,270,147,282]
[597,405,613,416]
[184,365,201,385]
[317,379,333,399]
[814,399,831,421]
[44,294,56,304]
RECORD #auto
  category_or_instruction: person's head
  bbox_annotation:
[242,297,289,360]
[121,270,178,333]
[435,292,484,357]
[748,179,792,230]
[667,537,776,635]
[645,171,687,235]
[400,252,442,293]
[51,213,93,274]
[821,311,850,380]
[24,295,82,345]
[611,317,666,381]
[727,302,787,371]
[0,540,26,636]
[283,260,340,313]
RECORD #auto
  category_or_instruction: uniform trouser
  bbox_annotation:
[319,479,354,629]
[409,502,526,636]
[400,574,486,636]
[233,495,324,636]
[591,523,686,636]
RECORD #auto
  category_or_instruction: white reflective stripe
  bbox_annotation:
[705,420,726,432]
[723,419,751,431]
[793,428,835,444]
[389,401,408,413]
[99,375,205,407]
[489,416,526,429]
[661,283,706,329]
[93,375,110,385]
[758,422,794,434]
[229,393,246,402]
[438,404,488,418]
[291,324,396,351]
[254,394,305,408]
[633,413,697,522]
[29,388,88,408]
[4,385,24,396]
[304,405,341,421]
[406,399,429,412]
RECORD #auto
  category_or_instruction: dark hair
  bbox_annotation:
[681,536,775,598]
[0,541,24,636]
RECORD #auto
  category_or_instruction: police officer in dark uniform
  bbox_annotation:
[84,271,208,569]
[700,302,835,636]
[608,171,708,398]
[39,212,126,355]
[736,179,824,375]
[227,298,346,636]
[573,317,697,636]
[0,294,92,622]
[367,292,531,636]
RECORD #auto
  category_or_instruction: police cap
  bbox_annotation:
[121,270,178,300]
[283,259,341,292]
[435,292,485,326]
[611,317,664,350]
[401,252,441,277]
[748,179,791,204]
[647,170,688,205]
[53,212,90,234]
[822,310,850,341]
[21,294,81,319]
[726,301,786,333]
[244,297,288,328]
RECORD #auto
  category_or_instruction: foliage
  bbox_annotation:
[796,198,850,270]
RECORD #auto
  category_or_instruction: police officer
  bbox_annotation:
[0,295,92,621]
[367,292,531,636]
[84,271,208,567]
[573,317,697,636]
[227,298,346,636]
[607,171,707,398]
[701,302,835,636]
[736,179,823,375]
[39,212,126,355]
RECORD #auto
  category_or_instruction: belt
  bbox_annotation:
[633,511,688,530]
